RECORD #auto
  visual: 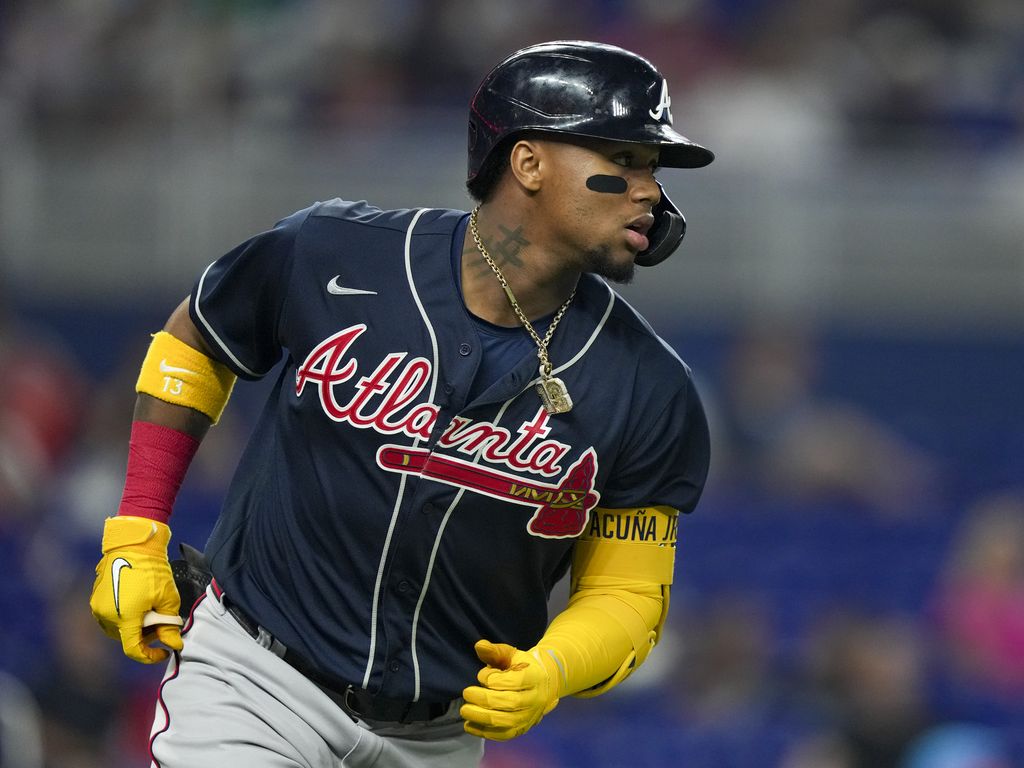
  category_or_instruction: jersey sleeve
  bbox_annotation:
[601,373,710,512]
[189,206,311,379]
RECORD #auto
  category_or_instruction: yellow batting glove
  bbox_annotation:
[89,516,183,664]
[461,639,563,741]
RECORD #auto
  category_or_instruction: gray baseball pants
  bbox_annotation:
[149,586,485,767]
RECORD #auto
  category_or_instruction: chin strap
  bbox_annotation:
[634,183,687,267]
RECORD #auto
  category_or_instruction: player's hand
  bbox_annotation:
[460,639,561,741]
[89,516,184,664]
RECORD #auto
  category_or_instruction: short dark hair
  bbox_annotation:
[466,131,605,202]
[466,135,518,203]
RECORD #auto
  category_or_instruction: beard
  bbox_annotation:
[580,245,636,284]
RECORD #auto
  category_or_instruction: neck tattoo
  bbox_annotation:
[469,207,575,415]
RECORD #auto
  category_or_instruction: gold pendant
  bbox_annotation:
[536,376,573,414]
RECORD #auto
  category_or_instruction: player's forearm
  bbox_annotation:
[134,393,213,440]
[119,309,236,521]
[538,505,679,698]
[537,581,663,697]
[461,579,665,741]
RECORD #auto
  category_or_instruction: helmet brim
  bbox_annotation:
[565,123,715,169]
[641,125,715,169]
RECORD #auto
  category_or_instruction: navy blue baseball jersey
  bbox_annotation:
[189,199,710,703]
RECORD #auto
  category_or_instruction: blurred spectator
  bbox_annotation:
[0,670,43,768]
[6,0,1021,147]
[901,723,1013,768]
[780,732,856,768]
[931,490,1024,698]
[799,610,933,768]
[0,280,86,523]
[671,594,779,724]
[841,1,1024,152]
[711,318,937,515]
[683,0,853,175]
[780,724,1015,768]
[28,584,131,768]
[20,339,146,608]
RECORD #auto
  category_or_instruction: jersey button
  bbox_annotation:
[422,503,436,515]
[397,580,411,593]
[389,661,400,673]
[458,342,472,356]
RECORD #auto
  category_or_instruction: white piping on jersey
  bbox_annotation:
[362,208,437,690]
[193,261,260,378]
[579,283,686,369]
[409,488,466,700]
[408,396,517,700]
[364,471,414,690]
[523,280,617,391]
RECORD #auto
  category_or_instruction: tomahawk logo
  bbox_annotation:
[378,445,600,539]
[649,78,672,121]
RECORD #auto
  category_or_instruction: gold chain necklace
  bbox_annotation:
[469,207,575,414]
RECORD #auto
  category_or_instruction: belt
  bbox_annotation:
[209,579,452,724]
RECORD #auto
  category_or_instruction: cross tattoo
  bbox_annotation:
[467,224,529,274]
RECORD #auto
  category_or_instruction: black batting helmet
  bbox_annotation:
[468,40,714,266]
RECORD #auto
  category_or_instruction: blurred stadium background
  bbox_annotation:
[2,1,1024,766]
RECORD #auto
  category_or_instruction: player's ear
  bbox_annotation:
[508,139,543,193]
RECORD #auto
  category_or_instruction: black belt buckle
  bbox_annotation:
[342,686,366,719]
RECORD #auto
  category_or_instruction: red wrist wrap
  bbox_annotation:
[117,421,200,523]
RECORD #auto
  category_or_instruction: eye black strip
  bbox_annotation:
[586,175,628,194]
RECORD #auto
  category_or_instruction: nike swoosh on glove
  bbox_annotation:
[460,639,563,741]
[89,516,183,663]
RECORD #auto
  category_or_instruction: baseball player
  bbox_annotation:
[89,40,713,767]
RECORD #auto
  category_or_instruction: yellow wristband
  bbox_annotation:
[101,515,170,555]
[136,331,236,423]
